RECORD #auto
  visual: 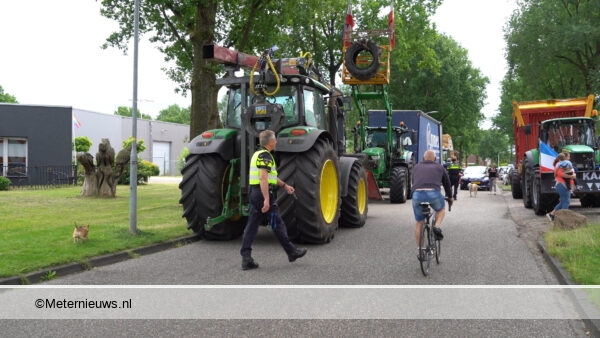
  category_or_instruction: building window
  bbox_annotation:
[0,137,28,177]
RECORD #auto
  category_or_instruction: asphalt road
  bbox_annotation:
[0,186,594,337]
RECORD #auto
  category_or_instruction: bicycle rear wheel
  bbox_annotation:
[419,222,431,276]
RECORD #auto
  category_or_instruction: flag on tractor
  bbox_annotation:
[342,0,354,47]
[539,141,558,173]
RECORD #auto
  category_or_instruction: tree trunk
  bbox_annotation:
[77,139,129,198]
[190,0,218,140]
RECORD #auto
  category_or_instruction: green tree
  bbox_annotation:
[100,0,442,139]
[74,136,93,153]
[155,104,190,124]
[495,0,600,156]
[114,106,152,120]
[0,85,18,103]
[477,129,510,165]
[503,0,599,100]
[387,34,488,160]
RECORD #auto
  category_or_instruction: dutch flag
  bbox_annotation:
[540,141,558,173]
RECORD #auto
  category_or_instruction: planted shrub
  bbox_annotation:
[0,176,11,191]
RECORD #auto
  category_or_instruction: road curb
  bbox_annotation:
[538,239,600,337]
[0,234,200,286]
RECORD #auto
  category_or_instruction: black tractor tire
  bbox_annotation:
[277,139,340,244]
[532,176,554,215]
[389,166,408,204]
[345,39,381,81]
[511,170,523,199]
[522,159,533,208]
[339,160,368,228]
[406,157,415,199]
[179,153,245,240]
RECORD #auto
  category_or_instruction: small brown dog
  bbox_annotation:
[468,183,479,197]
[73,223,89,243]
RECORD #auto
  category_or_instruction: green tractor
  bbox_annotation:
[352,108,417,203]
[342,34,416,203]
[178,45,368,244]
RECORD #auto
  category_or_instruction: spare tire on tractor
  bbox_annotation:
[345,39,381,81]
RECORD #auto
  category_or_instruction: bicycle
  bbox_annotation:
[418,198,451,276]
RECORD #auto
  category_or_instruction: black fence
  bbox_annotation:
[4,164,78,189]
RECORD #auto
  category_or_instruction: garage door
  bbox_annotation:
[152,141,171,175]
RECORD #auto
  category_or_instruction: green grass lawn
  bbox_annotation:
[543,224,600,285]
[0,183,190,278]
[501,181,600,285]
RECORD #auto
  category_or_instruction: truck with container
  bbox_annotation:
[352,109,442,203]
[510,95,600,214]
[178,44,369,244]
[352,109,417,203]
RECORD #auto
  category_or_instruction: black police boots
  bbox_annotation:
[242,256,259,270]
[288,248,307,262]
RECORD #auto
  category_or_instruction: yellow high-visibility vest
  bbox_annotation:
[249,149,278,185]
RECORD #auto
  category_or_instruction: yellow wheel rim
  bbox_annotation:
[320,159,339,223]
[357,175,367,215]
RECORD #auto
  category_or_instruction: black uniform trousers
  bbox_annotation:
[240,186,296,257]
[450,178,459,199]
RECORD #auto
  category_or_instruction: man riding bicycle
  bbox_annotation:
[411,150,453,257]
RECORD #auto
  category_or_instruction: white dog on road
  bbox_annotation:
[468,183,479,197]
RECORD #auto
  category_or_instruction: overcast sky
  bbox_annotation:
[433,0,518,127]
[0,0,516,124]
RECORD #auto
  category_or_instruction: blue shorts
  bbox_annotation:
[412,190,445,221]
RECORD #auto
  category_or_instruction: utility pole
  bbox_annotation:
[129,0,140,235]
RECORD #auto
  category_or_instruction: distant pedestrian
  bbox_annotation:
[487,163,498,194]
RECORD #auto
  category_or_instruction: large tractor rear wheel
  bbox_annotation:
[389,166,408,203]
[339,160,368,228]
[179,153,245,240]
[277,139,340,244]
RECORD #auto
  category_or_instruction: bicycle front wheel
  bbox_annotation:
[419,223,431,276]
[431,214,441,264]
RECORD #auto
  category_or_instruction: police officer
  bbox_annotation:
[446,157,462,200]
[240,130,307,270]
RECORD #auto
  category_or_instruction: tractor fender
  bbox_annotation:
[275,129,332,153]
[338,156,362,197]
[524,150,538,170]
[187,129,237,161]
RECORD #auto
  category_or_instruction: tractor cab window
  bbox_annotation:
[303,89,326,129]
[225,86,299,128]
[367,131,387,148]
[225,88,245,128]
[269,86,298,126]
[547,120,596,150]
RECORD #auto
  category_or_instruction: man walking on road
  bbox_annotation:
[240,130,307,270]
[446,157,462,200]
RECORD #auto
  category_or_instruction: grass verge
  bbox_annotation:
[543,223,600,285]
[0,183,190,278]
